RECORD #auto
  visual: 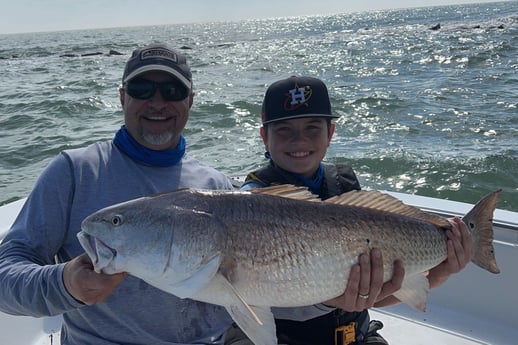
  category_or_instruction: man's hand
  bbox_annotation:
[63,253,127,305]
[323,248,405,311]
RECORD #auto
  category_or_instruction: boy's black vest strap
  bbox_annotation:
[244,161,301,188]
[321,163,361,199]
[244,161,361,200]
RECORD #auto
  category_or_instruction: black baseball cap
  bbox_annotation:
[122,43,192,88]
[261,76,339,125]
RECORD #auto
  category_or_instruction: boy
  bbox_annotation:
[241,76,392,344]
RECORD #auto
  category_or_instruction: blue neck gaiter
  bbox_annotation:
[293,163,325,195]
[113,126,186,167]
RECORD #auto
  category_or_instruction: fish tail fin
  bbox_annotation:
[462,190,501,274]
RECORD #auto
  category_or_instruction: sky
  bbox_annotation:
[0,0,508,34]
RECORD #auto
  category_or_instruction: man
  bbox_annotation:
[0,43,235,344]
[241,76,473,344]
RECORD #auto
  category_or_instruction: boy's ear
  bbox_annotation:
[119,87,125,106]
[328,123,336,143]
[260,126,268,146]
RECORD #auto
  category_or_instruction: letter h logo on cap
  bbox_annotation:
[286,83,312,111]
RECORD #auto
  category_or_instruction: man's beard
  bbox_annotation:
[142,130,175,147]
[138,109,177,148]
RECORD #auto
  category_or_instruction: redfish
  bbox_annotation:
[78,185,500,345]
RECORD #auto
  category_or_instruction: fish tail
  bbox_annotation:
[462,190,501,274]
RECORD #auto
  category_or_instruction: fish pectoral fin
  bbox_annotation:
[151,254,221,299]
[192,272,263,324]
[393,273,429,312]
[227,304,277,345]
[193,272,278,345]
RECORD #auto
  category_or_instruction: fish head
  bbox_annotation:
[78,195,224,291]
[78,199,175,278]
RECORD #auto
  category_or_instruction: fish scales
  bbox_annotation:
[78,185,500,345]
[211,196,448,306]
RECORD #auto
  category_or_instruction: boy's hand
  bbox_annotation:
[427,216,473,288]
[323,248,404,311]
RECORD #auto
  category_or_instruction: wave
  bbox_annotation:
[333,152,518,211]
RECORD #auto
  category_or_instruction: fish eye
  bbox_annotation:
[111,215,124,227]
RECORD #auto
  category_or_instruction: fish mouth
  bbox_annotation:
[77,231,118,274]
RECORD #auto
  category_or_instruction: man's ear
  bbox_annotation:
[188,92,195,109]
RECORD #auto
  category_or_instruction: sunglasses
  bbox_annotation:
[125,79,189,101]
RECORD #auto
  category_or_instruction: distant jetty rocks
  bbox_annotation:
[0,46,194,60]
[59,49,124,57]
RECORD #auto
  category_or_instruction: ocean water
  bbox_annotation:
[1,1,517,211]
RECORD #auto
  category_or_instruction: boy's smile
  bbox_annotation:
[288,151,310,158]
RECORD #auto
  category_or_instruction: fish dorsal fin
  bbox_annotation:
[250,184,321,202]
[326,190,451,228]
